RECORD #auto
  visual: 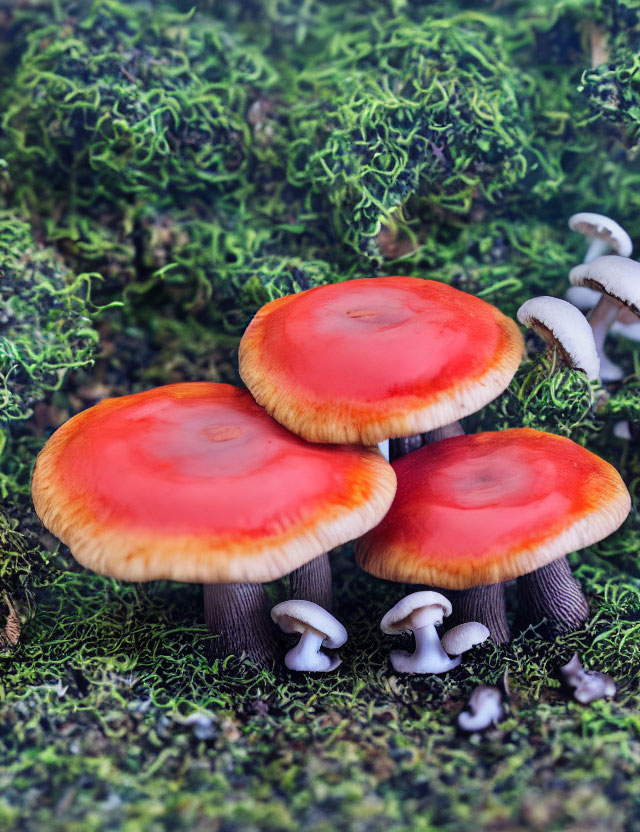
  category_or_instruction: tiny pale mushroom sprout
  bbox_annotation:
[355,429,631,642]
[31,383,396,666]
[569,256,640,382]
[560,653,616,704]
[380,591,461,674]
[517,296,600,381]
[271,600,347,672]
[458,686,503,732]
[441,622,490,658]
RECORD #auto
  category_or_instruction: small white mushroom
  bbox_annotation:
[560,652,587,688]
[380,591,461,674]
[441,622,490,657]
[569,256,640,381]
[569,212,633,264]
[458,686,503,732]
[271,600,347,672]
[574,673,617,704]
[560,653,616,704]
[517,296,600,380]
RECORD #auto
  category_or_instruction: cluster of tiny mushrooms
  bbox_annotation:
[31,211,635,729]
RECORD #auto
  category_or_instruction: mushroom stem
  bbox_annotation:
[391,622,462,674]
[389,421,464,461]
[585,237,609,263]
[445,584,510,644]
[288,553,333,611]
[203,582,279,665]
[378,440,390,461]
[515,558,589,639]
[285,628,334,672]
[587,295,624,381]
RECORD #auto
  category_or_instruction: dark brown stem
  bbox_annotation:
[288,553,333,611]
[515,558,589,639]
[390,420,464,461]
[203,582,279,665]
[445,583,510,644]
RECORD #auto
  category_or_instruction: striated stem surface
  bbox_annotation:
[203,582,279,665]
[516,557,589,639]
[289,552,333,611]
[445,583,510,644]
[390,420,464,461]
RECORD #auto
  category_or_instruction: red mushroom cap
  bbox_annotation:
[355,429,630,589]
[239,276,524,444]
[31,383,396,583]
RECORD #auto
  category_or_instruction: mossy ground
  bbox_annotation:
[2,1,640,829]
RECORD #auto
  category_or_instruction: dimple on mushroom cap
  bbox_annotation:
[380,591,453,634]
[355,429,631,589]
[570,256,640,316]
[239,277,524,445]
[568,213,633,257]
[31,383,397,584]
[441,622,490,656]
[271,600,347,648]
[517,296,600,380]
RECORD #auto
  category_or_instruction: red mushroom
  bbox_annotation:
[355,429,630,641]
[238,277,523,605]
[239,276,524,449]
[31,383,396,664]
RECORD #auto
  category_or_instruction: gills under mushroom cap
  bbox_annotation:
[239,276,524,445]
[569,256,640,314]
[517,296,600,380]
[31,383,397,584]
[355,429,630,589]
[271,600,347,648]
[568,213,633,258]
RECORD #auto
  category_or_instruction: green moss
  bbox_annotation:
[1,2,278,215]
[0,212,99,425]
[1,1,640,829]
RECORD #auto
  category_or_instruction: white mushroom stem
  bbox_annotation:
[285,628,337,672]
[390,618,461,674]
[587,295,625,382]
[585,236,610,263]
[272,601,346,673]
[378,439,390,461]
[458,686,503,732]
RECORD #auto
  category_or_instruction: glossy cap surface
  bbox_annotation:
[355,429,630,589]
[32,383,397,583]
[239,277,524,445]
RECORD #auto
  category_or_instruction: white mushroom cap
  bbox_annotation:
[271,600,347,648]
[380,591,452,635]
[441,622,490,656]
[565,285,601,311]
[569,213,632,257]
[569,256,640,315]
[517,296,600,380]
